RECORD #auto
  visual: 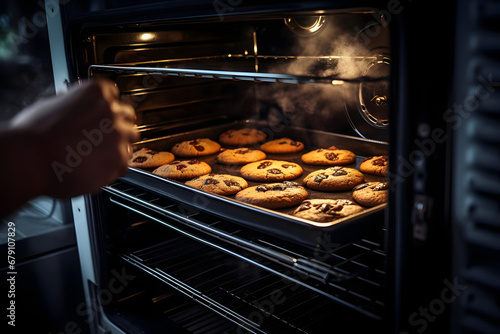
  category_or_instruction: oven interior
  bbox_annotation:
[78,9,392,333]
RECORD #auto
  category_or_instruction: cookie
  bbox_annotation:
[129,148,175,168]
[259,138,304,154]
[359,155,388,176]
[352,182,389,207]
[219,128,267,146]
[301,146,356,166]
[185,173,248,195]
[302,166,364,191]
[293,199,364,222]
[235,181,308,209]
[171,138,221,157]
[240,160,303,182]
[216,148,267,165]
[152,159,211,181]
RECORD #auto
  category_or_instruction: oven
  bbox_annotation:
[45,0,500,333]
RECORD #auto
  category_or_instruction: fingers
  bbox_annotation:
[112,100,137,124]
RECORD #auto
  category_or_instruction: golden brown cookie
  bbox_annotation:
[128,148,175,169]
[185,173,248,195]
[359,155,388,176]
[171,138,221,157]
[219,128,267,146]
[240,160,303,182]
[301,146,356,166]
[152,159,211,181]
[352,182,389,207]
[259,138,304,154]
[293,199,364,222]
[302,166,364,191]
[216,148,267,165]
[235,181,308,209]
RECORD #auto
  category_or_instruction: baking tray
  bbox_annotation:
[121,120,388,246]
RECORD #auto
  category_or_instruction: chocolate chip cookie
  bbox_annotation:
[185,173,248,195]
[302,166,364,191]
[301,146,356,166]
[359,155,388,176]
[219,128,267,146]
[259,138,304,154]
[352,181,389,207]
[240,160,303,182]
[171,138,221,157]
[152,159,211,181]
[216,148,267,165]
[129,148,175,169]
[235,181,308,209]
[293,199,364,222]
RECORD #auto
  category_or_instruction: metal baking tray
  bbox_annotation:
[121,120,388,245]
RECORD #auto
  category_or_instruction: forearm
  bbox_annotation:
[0,125,52,216]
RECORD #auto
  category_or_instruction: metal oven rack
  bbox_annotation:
[103,180,386,333]
[89,54,387,85]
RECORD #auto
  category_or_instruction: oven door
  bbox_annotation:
[47,0,459,333]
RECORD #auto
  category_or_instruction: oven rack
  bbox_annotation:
[89,54,387,85]
[105,268,244,334]
[103,180,386,321]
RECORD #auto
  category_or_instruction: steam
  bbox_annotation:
[253,27,374,136]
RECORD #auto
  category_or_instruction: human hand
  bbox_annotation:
[9,80,139,198]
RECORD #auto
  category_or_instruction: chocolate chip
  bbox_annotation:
[330,167,348,176]
[224,180,240,187]
[317,202,343,214]
[314,173,328,183]
[318,203,332,213]
[297,201,311,212]
[372,156,388,166]
[256,185,268,192]
[324,152,338,161]
[353,183,369,191]
[279,141,287,145]
[281,164,295,169]
[373,182,389,191]
[204,178,219,185]
[257,161,272,169]
[283,181,299,188]
[146,150,158,155]
[290,141,300,147]
[194,145,205,152]
[267,168,283,174]
[236,148,250,155]
[188,159,200,165]
[133,156,148,163]
[176,164,187,170]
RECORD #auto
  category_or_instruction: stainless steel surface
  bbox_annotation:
[129,120,388,228]
[89,54,388,85]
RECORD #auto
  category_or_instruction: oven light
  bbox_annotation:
[139,33,155,41]
[284,16,327,36]
[331,80,345,85]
